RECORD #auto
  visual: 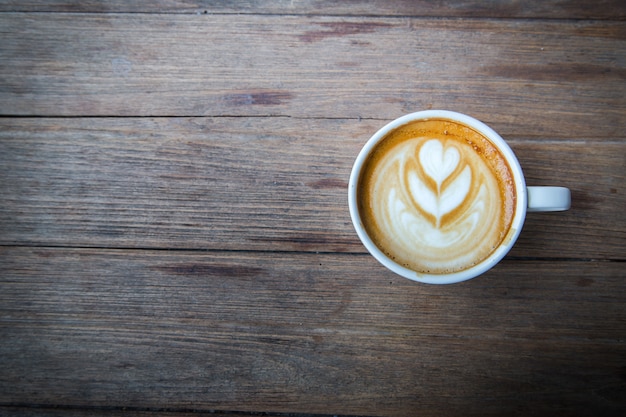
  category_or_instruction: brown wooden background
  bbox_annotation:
[1,1,625,416]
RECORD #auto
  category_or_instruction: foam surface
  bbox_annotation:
[359,119,516,274]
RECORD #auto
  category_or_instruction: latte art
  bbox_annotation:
[358,119,516,274]
[411,139,471,228]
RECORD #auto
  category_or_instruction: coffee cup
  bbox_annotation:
[348,110,570,284]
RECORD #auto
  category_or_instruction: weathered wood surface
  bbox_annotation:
[0,410,256,417]
[1,2,625,417]
[1,0,625,20]
[0,14,624,139]
[0,410,266,417]
[1,247,624,416]
[0,117,624,259]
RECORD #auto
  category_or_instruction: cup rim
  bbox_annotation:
[348,110,527,284]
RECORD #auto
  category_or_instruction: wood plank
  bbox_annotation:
[0,117,624,259]
[0,247,624,416]
[0,14,624,137]
[0,407,293,417]
[0,0,625,20]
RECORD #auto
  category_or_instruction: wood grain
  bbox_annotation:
[1,4,625,417]
[1,247,624,416]
[0,14,624,137]
[0,409,283,417]
[1,0,625,20]
[0,117,624,259]
[0,411,264,417]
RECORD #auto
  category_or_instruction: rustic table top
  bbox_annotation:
[1,1,625,416]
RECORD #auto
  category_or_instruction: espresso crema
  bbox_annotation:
[358,118,516,274]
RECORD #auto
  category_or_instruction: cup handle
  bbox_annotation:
[527,186,571,212]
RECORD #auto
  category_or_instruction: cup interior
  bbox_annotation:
[348,110,527,284]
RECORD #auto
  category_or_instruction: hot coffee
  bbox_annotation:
[357,118,517,274]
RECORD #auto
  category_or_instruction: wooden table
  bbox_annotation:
[1,2,625,416]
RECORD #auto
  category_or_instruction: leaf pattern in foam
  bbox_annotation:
[440,165,471,217]
[408,170,437,218]
[408,140,472,228]
[419,139,460,189]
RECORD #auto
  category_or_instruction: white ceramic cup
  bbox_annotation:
[348,110,571,284]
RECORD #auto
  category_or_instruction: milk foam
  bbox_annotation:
[360,123,515,274]
[410,140,471,228]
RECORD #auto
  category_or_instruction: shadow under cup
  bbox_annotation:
[348,110,528,284]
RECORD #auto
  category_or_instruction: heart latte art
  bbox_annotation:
[358,119,516,274]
